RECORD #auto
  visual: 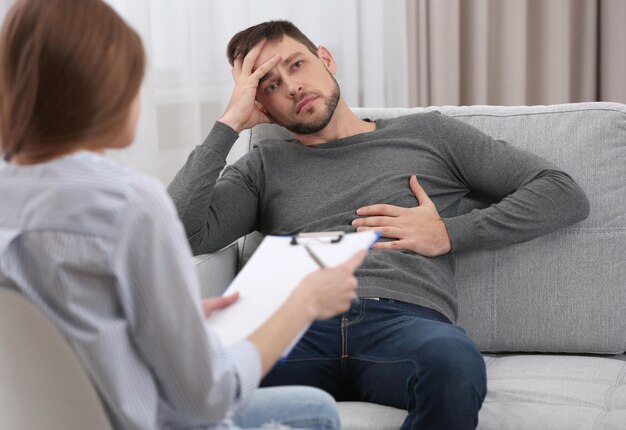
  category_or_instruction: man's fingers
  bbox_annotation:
[410,175,432,206]
[371,240,407,251]
[241,39,267,75]
[251,54,281,81]
[356,204,403,217]
[355,226,402,239]
[232,57,243,79]
[356,179,432,216]
[352,215,398,228]
[339,250,367,273]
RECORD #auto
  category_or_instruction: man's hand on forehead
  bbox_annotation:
[220,39,281,132]
[233,40,281,84]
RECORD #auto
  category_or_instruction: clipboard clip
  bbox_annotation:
[290,231,344,245]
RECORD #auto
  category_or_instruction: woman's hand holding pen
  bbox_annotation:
[248,250,366,375]
[292,250,366,320]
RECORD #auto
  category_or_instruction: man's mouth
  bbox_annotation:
[296,95,318,114]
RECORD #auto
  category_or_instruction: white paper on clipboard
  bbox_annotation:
[205,230,378,354]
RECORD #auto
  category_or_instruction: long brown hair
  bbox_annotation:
[0,0,145,161]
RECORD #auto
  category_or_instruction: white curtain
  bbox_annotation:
[0,0,409,183]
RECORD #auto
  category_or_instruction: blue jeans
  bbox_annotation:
[232,386,340,429]
[261,298,487,430]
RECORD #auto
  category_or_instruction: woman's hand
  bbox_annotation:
[202,292,239,319]
[294,250,366,320]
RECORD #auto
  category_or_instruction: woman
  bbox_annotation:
[0,0,364,429]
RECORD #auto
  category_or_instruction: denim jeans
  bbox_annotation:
[231,386,341,429]
[261,298,487,430]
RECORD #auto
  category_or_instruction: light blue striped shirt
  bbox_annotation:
[0,151,261,429]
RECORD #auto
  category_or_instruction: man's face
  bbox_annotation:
[253,36,340,134]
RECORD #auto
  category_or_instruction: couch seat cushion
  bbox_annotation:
[338,354,626,430]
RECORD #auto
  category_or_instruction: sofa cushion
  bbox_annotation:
[338,354,626,430]
[436,104,626,354]
[240,103,626,354]
[480,355,626,429]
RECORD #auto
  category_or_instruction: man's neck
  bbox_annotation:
[294,100,376,146]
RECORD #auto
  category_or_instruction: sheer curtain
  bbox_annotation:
[0,0,408,182]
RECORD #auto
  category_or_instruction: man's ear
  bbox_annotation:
[255,100,268,114]
[317,46,337,75]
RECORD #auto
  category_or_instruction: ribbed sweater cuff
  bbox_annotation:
[201,121,240,158]
[443,212,483,253]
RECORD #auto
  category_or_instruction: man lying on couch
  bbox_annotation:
[168,20,590,430]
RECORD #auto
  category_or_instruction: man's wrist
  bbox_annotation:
[218,114,244,134]
[437,219,453,254]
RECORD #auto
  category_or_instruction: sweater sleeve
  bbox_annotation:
[428,113,590,253]
[167,121,261,255]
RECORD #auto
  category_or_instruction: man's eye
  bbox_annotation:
[266,83,278,93]
[292,60,303,70]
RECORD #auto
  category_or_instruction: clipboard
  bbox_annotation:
[204,230,379,352]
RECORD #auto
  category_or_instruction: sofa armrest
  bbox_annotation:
[193,242,238,298]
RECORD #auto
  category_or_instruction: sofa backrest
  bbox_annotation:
[232,102,626,354]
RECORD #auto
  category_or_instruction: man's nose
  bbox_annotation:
[286,78,304,97]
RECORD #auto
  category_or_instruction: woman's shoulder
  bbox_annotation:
[70,151,167,205]
[1,152,173,238]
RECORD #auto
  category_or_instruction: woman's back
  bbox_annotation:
[0,152,260,429]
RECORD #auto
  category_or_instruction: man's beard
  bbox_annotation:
[282,73,340,135]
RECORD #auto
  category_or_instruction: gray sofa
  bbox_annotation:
[194,102,626,429]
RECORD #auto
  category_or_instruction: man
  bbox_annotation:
[168,21,590,430]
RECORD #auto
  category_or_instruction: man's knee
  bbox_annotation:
[418,335,486,395]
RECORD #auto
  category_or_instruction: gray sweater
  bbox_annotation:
[168,112,589,322]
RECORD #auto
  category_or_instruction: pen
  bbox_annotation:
[304,243,326,269]
[304,243,360,307]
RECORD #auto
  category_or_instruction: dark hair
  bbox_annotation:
[227,20,317,66]
[0,0,145,161]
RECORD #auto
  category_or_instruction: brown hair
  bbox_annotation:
[227,20,317,66]
[0,0,145,161]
